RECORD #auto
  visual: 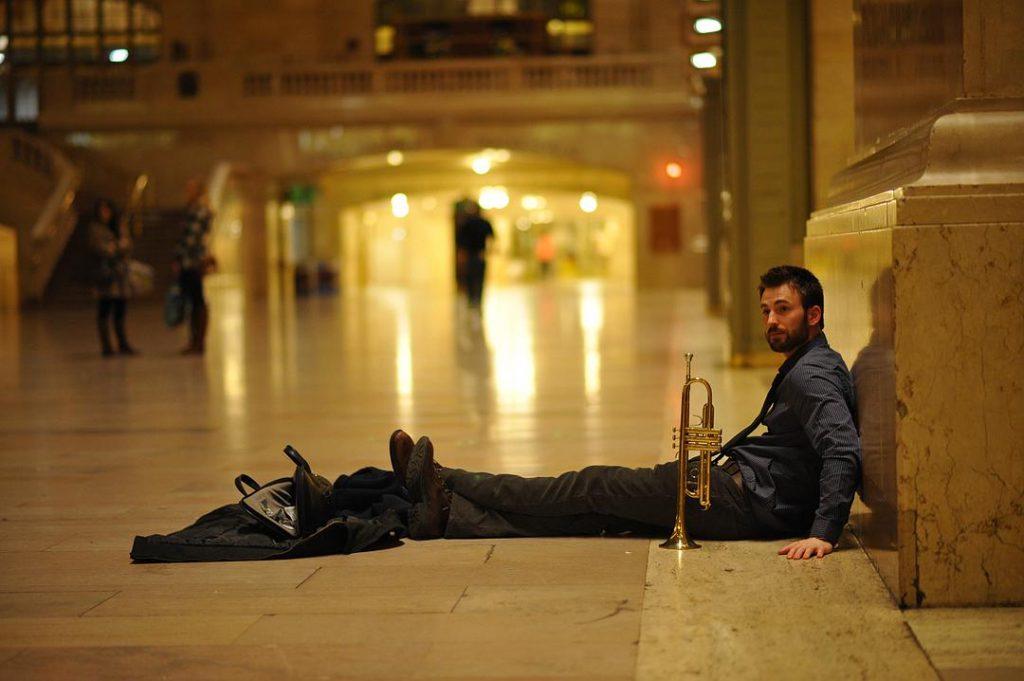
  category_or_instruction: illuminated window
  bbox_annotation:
[102,0,129,32]
[72,0,99,33]
[15,76,39,122]
[42,0,66,31]
[12,0,37,33]
[375,0,592,59]
[0,0,161,65]
[375,25,395,57]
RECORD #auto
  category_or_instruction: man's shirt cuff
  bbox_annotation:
[809,517,845,545]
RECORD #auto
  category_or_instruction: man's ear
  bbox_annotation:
[807,305,823,327]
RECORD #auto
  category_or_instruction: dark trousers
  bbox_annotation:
[96,297,129,353]
[464,254,486,307]
[179,268,208,350]
[441,461,796,540]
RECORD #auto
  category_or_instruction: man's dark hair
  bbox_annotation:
[758,265,825,329]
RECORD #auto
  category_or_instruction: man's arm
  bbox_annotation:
[788,365,862,551]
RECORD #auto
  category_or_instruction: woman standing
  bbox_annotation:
[90,198,137,357]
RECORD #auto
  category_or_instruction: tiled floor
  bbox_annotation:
[0,281,1019,679]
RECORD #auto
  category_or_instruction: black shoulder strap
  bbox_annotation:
[284,445,311,472]
[234,474,261,495]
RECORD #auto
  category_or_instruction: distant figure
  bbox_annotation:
[534,230,556,278]
[89,198,136,357]
[172,179,213,355]
[455,202,493,308]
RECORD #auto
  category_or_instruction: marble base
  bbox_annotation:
[807,183,1024,607]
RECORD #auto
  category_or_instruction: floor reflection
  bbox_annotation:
[5,281,775,483]
[483,289,537,412]
[579,281,604,403]
[212,283,248,452]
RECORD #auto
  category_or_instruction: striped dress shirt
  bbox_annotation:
[728,333,862,544]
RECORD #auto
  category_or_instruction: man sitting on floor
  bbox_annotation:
[389,265,861,560]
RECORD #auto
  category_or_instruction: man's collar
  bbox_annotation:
[777,332,828,377]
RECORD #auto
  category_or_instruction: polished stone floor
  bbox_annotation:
[0,281,1019,680]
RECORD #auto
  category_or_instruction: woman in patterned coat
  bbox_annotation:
[89,198,137,356]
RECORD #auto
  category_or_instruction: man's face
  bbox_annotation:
[760,284,815,354]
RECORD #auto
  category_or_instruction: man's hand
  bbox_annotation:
[778,537,833,560]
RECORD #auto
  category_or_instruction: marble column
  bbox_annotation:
[805,0,1024,607]
[238,174,271,299]
[722,0,809,365]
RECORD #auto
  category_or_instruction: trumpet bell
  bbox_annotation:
[660,534,701,551]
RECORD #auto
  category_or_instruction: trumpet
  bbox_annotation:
[661,353,722,551]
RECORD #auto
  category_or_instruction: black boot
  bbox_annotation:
[97,304,114,357]
[113,300,136,355]
[405,437,451,539]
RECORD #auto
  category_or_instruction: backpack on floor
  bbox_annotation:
[235,445,334,538]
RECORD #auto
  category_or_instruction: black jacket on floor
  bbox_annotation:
[130,467,410,562]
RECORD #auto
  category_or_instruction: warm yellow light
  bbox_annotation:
[479,186,510,210]
[579,192,598,213]
[693,17,722,34]
[690,52,718,69]
[280,203,295,221]
[471,157,492,175]
[488,148,511,162]
[392,227,407,241]
[375,25,395,56]
[665,162,683,179]
[391,193,410,218]
[386,150,404,166]
[546,19,565,36]
[521,195,547,211]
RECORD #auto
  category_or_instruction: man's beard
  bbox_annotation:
[766,320,810,353]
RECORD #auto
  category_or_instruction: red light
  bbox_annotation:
[665,162,683,179]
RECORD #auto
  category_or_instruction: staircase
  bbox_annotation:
[0,130,81,303]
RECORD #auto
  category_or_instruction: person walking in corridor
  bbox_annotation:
[90,198,137,357]
[455,201,494,308]
[387,266,862,560]
[172,179,214,355]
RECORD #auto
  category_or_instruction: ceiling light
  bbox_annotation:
[471,157,492,175]
[386,150,404,166]
[665,162,683,179]
[690,52,718,69]
[521,195,547,211]
[391,193,410,218]
[108,48,130,63]
[488,148,511,162]
[579,192,598,214]
[693,18,722,34]
[479,186,510,210]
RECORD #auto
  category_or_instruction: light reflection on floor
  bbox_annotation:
[4,281,779,480]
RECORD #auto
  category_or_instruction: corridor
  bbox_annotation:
[0,283,1018,679]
